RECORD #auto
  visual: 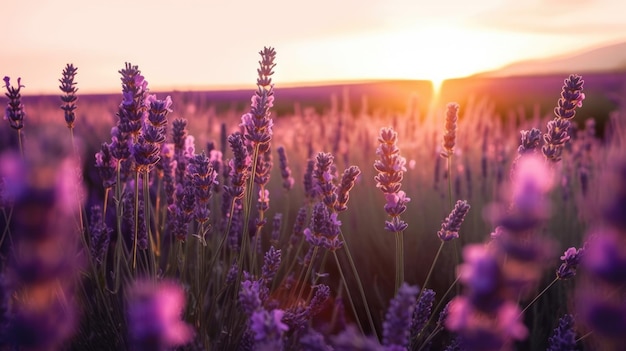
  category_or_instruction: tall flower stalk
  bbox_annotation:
[239,47,276,277]
[374,127,410,293]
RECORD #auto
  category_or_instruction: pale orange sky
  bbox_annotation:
[3,0,626,94]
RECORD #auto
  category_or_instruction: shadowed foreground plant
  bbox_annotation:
[0,151,83,350]
[126,279,194,351]
[577,155,626,350]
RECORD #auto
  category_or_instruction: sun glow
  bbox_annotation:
[285,23,531,93]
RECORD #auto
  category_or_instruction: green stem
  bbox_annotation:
[421,241,445,296]
[337,231,379,340]
[395,231,405,294]
[132,170,140,270]
[575,331,593,343]
[333,251,365,336]
[519,277,558,317]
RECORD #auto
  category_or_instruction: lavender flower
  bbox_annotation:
[172,118,189,184]
[250,309,288,351]
[547,314,577,351]
[3,76,25,130]
[127,280,194,351]
[261,246,282,288]
[271,213,282,245]
[554,74,585,120]
[241,47,276,153]
[313,152,338,209]
[88,205,112,264]
[277,146,295,191]
[239,279,263,316]
[410,288,436,341]
[225,132,251,200]
[441,102,459,158]
[437,199,471,241]
[374,127,410,232]
[556,246,584,280]
[95,142,118,189]
[300,329,332,351]
[59,64,78,129]
[517,128,542,155]
[304,158,316,200]
[188,152,218,224]
[382,283,419,348]
[117,63,148,138]
[446,296,527,351]
[332,325,385,351]
[542,75,584,163]
[304,202,343,251]
[290,205,308,247]
[335,165,361,212]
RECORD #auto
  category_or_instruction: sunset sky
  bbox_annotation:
[3,0,626,94]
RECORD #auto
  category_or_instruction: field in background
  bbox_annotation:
[2,71,626,350]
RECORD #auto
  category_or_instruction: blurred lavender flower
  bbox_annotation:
[3,76,25,130]
[250,309,288,351]
[547,314,577,351]
[290,205,308,247]
[300,328,332,351]
[59,64,78,129]
[239,278,265,314]
[578,225,626,347]
[441,102,459,158]
[277,146,295,191]
[304,159,316,201]
[127,280,194,351]
[446,296,527,351]
[437,199,471,241]
[1,154,83,350]
[382,283,419,349]
[332,325,385,351]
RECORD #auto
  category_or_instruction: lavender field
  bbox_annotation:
[1,48,626,351]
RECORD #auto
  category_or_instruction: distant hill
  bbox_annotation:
[476,41,626,78]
